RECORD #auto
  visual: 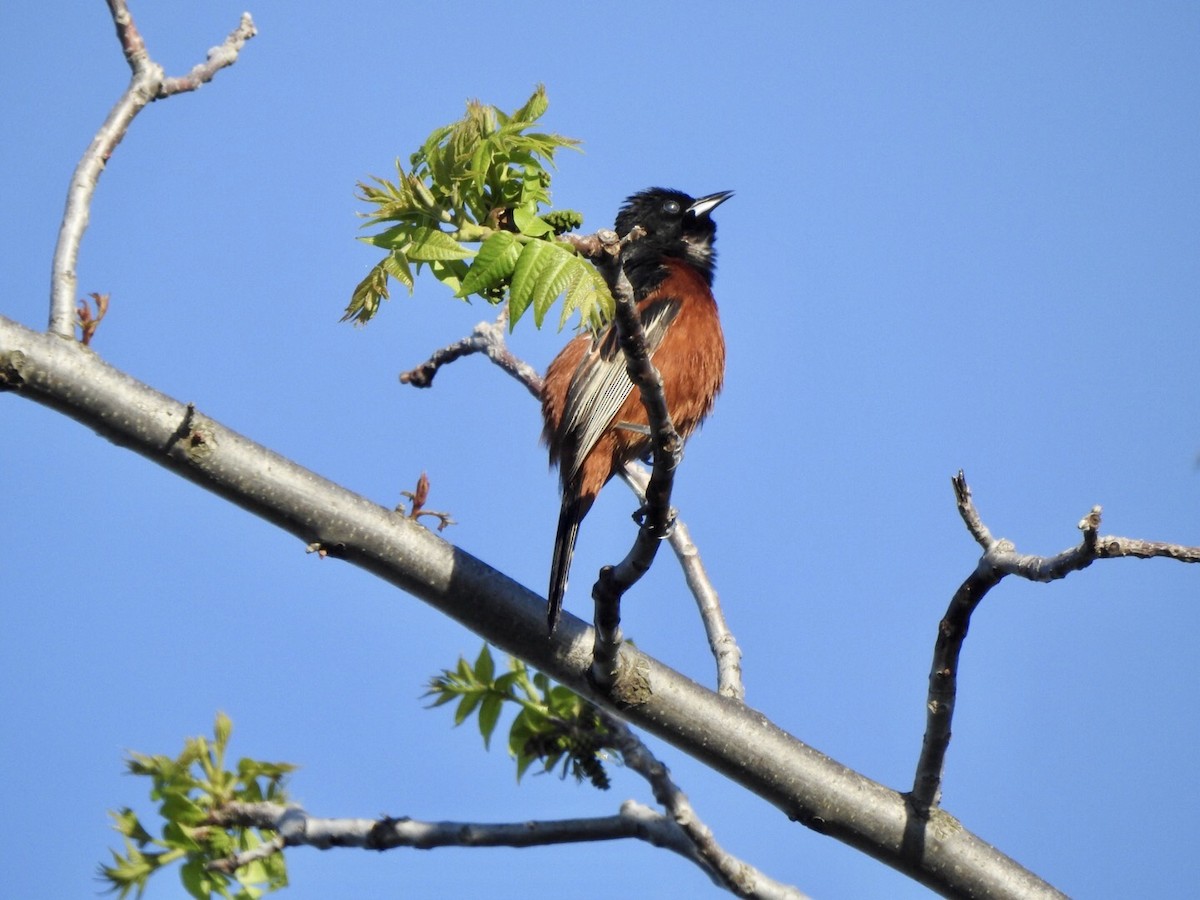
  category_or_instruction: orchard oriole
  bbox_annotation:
[541,187,732,633]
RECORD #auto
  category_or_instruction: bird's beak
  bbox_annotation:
[688,190,734,218]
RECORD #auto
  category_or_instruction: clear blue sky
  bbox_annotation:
[2,2,1198,898]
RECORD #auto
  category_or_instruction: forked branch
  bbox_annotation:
[911,471,1200,813]
[49,1,256,336]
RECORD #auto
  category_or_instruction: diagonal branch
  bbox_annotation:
[49,2,256,337]
[910,471,1200,815]
[601,713,801,897]
[0,316,1068,898]
[621,463,744,700]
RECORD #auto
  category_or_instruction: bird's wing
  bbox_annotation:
[560,297,680,486]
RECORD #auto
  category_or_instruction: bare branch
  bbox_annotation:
[48,3,256,336]
[399,311,543,398]
[910,552,1002,813]
[211,800,662,850]
[213,792,806,897]
[208,798,803,898]
[1096,535,1200,563]
[911,472,1200,814]
[160,13,258,96]
[622,463,745,701]
[603,714,805,898]
[952,469,994,548]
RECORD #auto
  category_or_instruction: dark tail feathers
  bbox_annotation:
[547,494,592,634]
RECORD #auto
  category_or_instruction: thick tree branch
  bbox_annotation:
[48,3,256,337]
[910,471,1200,815]
[0,316,1066,898]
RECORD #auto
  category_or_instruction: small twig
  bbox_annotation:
[910,471,1200,816]
[601,714,807,899]
[399,310,543,399]
[207,830,285,875]
[559,231,612,259]
[49,2,256,336]
[159,13,258,97]
[953,470,994,548]
[622,464,744,701]
[1095,535,1200,563]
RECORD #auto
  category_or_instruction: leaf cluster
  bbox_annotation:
[425,645,613,789]
[346,86,612,331]
[100,713,295,900]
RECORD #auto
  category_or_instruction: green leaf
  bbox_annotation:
[509,240,575,328]
[470,140,495,194]
[511,84,549,125]
[454,691,482,726]
[351,87,581,327]
[405,227,475,262]
[343,259,395,325]
[547,685,583,718]
[532,252,579,327]
[380,251,415,289]
[478,694,503,749]
[160,792,206,826]
[110,808,156,845]
[458,232,520,298]
[103,716,292,900]
[473,644,495,682]
[214,712,233,750]
[424,684,458,707]
[512,206,554,238]
[428,259,470,297]
[181,857,218,900]
[509,713,538,779]
[455,656,475,682]
[492,671,520,696]
[360,223,413,249]
[560,263,614,330]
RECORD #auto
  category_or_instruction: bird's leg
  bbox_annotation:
[631,503,677,539]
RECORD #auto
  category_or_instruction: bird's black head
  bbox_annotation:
[614,187,733,292]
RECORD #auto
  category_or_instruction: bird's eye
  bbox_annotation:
[663,200,681,215]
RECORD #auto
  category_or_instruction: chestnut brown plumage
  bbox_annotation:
[540,188,732,633]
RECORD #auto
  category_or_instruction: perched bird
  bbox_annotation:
[540,187,733,633]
